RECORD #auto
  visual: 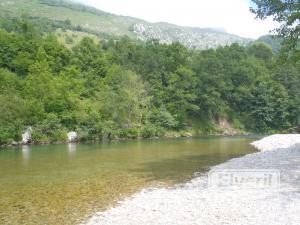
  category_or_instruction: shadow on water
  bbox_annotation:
[130,152,249,182]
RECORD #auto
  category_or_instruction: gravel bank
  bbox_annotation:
[251,134,300,151]
[82,135,300,225]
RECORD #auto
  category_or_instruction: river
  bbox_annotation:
[83,136,300,225]
[0,137,256,225]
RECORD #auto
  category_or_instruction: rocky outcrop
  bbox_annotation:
[67,131,77,143]
[133,23,251,49]
[22,127,32,144]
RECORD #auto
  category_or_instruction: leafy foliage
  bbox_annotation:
[250,0,300,59]
[0,18,299,145]
[0,0,251,49]
[250,0,299,43]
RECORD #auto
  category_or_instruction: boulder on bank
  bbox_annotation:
[67,132,77,143]
[22,127,32,144]
[251,134,300,151]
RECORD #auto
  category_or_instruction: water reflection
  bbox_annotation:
[0,137,257,225]
[68,143,77,155]
[22,145,31,161]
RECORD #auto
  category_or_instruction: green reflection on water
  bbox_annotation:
[0,137,257,225]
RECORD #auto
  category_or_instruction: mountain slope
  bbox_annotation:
[256,35,283,53]
[133,22,251,49]
[0,0,252,49]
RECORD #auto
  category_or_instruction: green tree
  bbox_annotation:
[248,42,274,64]
[249,78,290,131]
[250,0,300,48]
[100,67,150,129]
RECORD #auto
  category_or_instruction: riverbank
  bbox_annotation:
[81,134,300,225]
[251,134,300,151]
[0,128,250,149]
[0,136,255,225]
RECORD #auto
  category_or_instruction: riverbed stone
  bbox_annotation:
[22,127,32,144]
[67,131,77,142]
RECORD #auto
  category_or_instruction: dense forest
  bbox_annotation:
[0,17,299,145]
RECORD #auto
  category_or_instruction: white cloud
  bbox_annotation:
[73,0,278,39]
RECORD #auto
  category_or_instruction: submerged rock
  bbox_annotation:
[67,132,77,143]
[22,127,32,144]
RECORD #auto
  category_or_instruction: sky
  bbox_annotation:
[73,0,278,39]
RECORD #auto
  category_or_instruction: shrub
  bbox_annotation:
[65,35,74,44]
[0,121,23,145]
[31,114,67,143]
[31,131,49,143]
[141,124,165,138]
[149,107,178,129]
[117,128,139,138]
[49,129,67,142]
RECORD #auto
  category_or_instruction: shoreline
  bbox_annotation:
[0,134,256,225]
[251,134,300,151]
[0,131,254,150]
[80,134,300,225]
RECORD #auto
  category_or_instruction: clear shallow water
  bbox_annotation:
[0,137,257,225]
[84,142,300,225]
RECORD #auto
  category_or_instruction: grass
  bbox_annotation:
[55,29,101,48]
[1,0,251,49]
[0,0,144,37]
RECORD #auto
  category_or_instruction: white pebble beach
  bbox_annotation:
[82,135,300,225]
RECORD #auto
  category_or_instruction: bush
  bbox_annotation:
[0,128,14,145]
[75,128,88,142]
[117,128,139,138]
[65,35,74,44]
[149,107,178,129]
[80,112,104,141]
[50,129,67,142]
[31,131,49,143]
[141,124,165,138]
[31,114,67,143]
[0,121,23,145]
[155,126,166,136]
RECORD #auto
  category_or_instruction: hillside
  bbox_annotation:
[0,0,252,49]
[1,1,300,146]
[256,35,283,53]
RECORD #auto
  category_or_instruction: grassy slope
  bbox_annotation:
[55,29,101,48]
[256,35,283,53]
[0,0,251,48]
[0,0,145,37]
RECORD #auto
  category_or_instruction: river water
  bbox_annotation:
[83,139,300,225]
[0,137,256,225]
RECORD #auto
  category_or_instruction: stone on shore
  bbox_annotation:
[22,127,32,144]
[67,132,77,143]
[251,134,300,152]
[81,135,300,225]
